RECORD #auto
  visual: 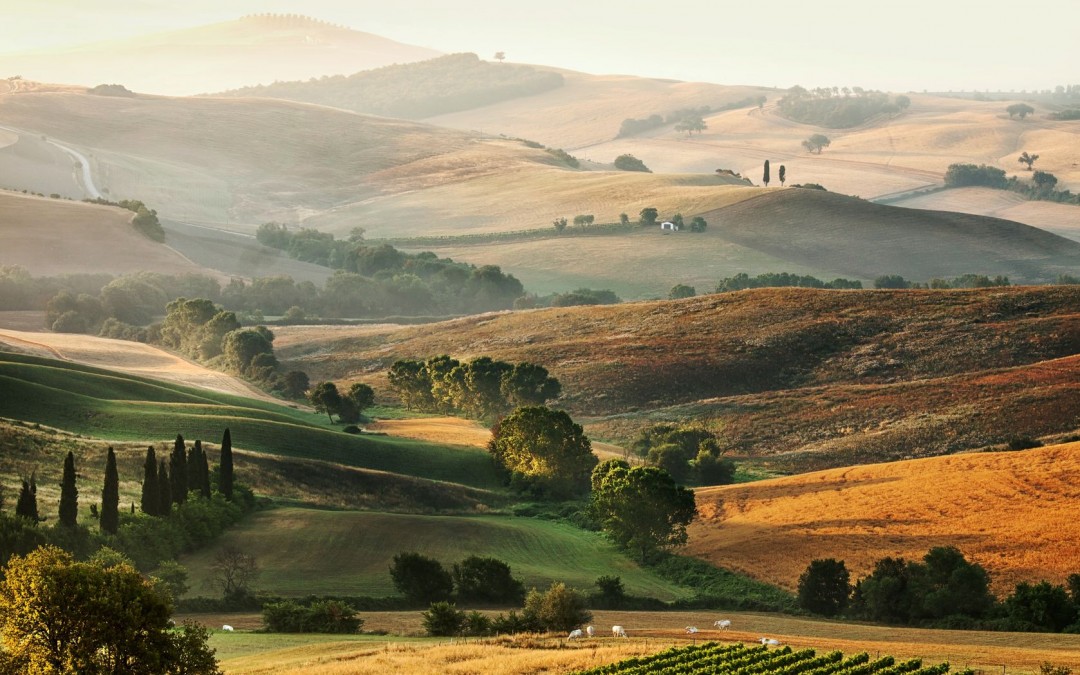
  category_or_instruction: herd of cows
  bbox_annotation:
[565,620,781,646]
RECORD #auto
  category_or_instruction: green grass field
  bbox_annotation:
[0,352,501,489]
[180,507,690,601]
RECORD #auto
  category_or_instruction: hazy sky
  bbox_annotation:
[3,0,1078,92]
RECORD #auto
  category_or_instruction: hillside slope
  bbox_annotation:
[0,90,753,233]
[0,15,441,96]
[274,286,1080,468]
[688,443,1080,595]
[0,191,215,277]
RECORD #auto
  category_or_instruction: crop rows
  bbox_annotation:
[573,643,967,675]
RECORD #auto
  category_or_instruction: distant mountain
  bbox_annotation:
[218,52,566,119]
[0,14,441,96]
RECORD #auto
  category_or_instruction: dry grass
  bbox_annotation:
[891,187,1080,242]
[0,327,278,402]
[689,442,1080,595]
[0,190,211,277]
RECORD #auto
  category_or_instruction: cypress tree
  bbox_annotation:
[100,447,119,535]
[158,460,172,515]
[763,159,771,187]
[59,451,79,527]
[15,478,39,523]
[170,433,188,504]
[219,428,234,500]
[141,446,159,516]
[194,440,211,498]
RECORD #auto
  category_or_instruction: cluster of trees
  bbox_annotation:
[715,272,863,292]
[613,154,651,172]
[515,287,622,309]
[422,581,592,636]
[307,381,374,423]
[85,197,165,242]
[0,546,220,673]
[616,97,764,138]
[873,274,1012,290]
[254,228,527,315]
[947,163,1080,205]
[798,548,1080,633]
[88,83,136,97]
[221,53,565,119]
[778,86,910,127]
[1048,109,1080,121]
[390,552,526,606]
[1006,103,1036,119]
[388,356,560,421]
[262,598,362,634]
[802,134,831,154]
[630,424,735,486]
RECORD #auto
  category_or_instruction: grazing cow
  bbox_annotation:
[685,626,699,634]
[612,625,627,638]
[567,629,583,640]
[585,625,595,637]
[713,619,731,630]
[221,625,234,632]
[759,637,781,646]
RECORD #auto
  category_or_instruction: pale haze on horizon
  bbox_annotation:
[1,0,1077,93]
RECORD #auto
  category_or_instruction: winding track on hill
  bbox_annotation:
[0,124,101,199]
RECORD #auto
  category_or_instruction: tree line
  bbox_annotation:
[945,162,1080,205]
[85,197,165,242]
[778,85,910,128]
[797,547,1080,633]
[388,355,561,421]
[616,97,764,138]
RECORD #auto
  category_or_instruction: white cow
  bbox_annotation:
[567,629,583,640]
[759,637,781,647]
[585,625,595,637]
[612,625,627,638]
[713,619,731,630]
[685,626,699,634]
[221,625,234,632]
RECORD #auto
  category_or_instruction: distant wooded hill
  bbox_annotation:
[217,53,565,119]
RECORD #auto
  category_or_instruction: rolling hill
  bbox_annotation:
[0,190,215,278]
[688,442,1080,595]
[0,15,441,96]
[273,286,1080,469]
[0,88,753,234]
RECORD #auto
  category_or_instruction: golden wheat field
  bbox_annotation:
[689,443,1080,595]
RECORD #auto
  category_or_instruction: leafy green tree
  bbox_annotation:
[457,357,513,420]
[523,582,592,632]
[1033,170,1059,191]
[141,446,160,516]
[692,442,736,486]
[488,406,597,499]
[895,95,911,110]
[639,207,659,226]
[0,546,220,674]
[1018,151,1039,170]
[281,370,310,399]
[388,359,432,410]
[669,284,696,300]
[874,274,910,289]
[762,159,771,186]
[689,216,707,232]
[552,217,568,233]
[798,558,851,617]
[674,115,707,136]
[1005,581,1077,632]
[390,552,453,603]
[572,214,595,227]
[347,382,376,413]
[309,382,344,422]
[58,452,78,528]
[218,428,234,500]
[421,601,465,636]
[100,447,119,535]
[1007,102,1035,119]
[779,165,787,186]
[593,575,626,609]
[854,556,911,623]
[908,546,994,621]
[500,362,561,408]
[613,154,652,172]
[170,434,188,505]
[151,560,190,602]
[589,460,696,561]
[802,134,831,153]
[452,556,526,604]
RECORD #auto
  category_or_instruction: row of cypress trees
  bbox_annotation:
[12,428,235,536]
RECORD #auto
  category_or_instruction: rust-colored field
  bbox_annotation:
[688,443,1080,595]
